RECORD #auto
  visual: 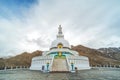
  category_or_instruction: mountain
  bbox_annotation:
[0,50,42,69]
[72,45,120,66]
[0,45,120,69]
[98,47,120,60]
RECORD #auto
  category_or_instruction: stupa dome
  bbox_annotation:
[50,25,70,49]
[50,38,70,49]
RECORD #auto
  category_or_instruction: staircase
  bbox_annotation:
[51,58,69,72]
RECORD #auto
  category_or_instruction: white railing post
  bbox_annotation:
[11,66,13,70]
[4,66,6,70]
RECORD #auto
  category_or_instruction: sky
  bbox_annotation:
[0,0,120,57]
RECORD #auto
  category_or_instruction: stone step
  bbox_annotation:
[52,58,69,72]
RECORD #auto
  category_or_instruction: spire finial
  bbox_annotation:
[58,24,62,34]
[57,25,64,38]
[59,24,61,28]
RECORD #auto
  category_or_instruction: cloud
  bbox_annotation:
[0,0,120,57]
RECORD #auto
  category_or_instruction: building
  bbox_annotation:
[30,25,90,72]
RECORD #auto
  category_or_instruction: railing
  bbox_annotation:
[91,65,120,69]
[0,66,30,71]
[1,64,120,71]
[66,56,71,71]
[49,55,54,71]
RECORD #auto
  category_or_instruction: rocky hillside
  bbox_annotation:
[98,47,120,60]
[0,50,42,69]
[0,45,120,69]
[72,45,120,66]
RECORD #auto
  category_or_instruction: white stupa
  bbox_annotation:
[30,25,90,72]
